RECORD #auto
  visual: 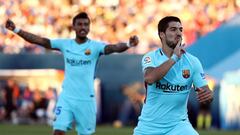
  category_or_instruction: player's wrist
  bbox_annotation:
[171,54,179,62]
[126,41,132,48]
[13,27,20,33]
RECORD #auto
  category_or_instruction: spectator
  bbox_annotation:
[3,79,19,123]
[1,0,239,54]
[113,82,145,128]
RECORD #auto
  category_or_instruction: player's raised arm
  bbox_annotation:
[144,39,185,84]
[104,35,139,55]
[5,19,52,50]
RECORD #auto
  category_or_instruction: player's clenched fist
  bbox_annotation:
[5,19,16,31]
[129,35,139,47]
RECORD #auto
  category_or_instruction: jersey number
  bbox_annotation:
[55,106,62,115]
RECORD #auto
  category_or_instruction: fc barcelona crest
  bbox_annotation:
[85,49,91,55]
[182,69,190,79]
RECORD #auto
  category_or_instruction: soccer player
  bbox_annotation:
[5,12,139,135]
[133,16,213,135]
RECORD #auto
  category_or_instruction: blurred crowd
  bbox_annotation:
[0,0,240,54]
[0,79,57,125]
[114,82,145,127]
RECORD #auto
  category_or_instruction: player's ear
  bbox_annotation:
[159,32,165,39]
[159,32,164,38]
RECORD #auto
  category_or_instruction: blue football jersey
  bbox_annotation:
[135,48,207,134]
[50,38,106,101]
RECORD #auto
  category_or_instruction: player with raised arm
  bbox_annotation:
[133,16,213,135]
[6,12,139,135]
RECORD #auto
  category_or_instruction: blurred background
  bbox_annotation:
[0,0,240,133]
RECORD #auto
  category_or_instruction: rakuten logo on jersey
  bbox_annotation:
[66,58,91,66]
[155,82,188,92]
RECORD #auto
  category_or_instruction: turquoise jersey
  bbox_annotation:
[50,38,106,101]
[135,48,207,134]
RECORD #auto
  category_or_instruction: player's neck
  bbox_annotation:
[75,37,88,44]
[162,45,174,58]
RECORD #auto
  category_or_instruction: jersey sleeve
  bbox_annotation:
[50,39,68,51]
[142,53,155,72]
[192,57,208,88]
[95,41,106,56]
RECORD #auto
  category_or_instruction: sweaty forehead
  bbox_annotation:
[167,21,182,29]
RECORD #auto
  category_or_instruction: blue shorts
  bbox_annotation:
[53,96,96,135]
[133,120,198,135]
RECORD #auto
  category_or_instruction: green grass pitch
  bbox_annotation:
[0,124,239,135]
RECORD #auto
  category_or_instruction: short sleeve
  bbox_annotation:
[50,39,68,51]
[192,57,208,87]
[96,41,106,56]
[142,53,155,72]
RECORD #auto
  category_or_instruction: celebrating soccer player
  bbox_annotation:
[5,12,139,135]
[133,16,213,135]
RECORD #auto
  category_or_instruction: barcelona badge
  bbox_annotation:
[85,49,91,55]
[182,69,190,79]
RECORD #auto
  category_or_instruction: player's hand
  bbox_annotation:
[129,35,139,47]
[173,37,185,58]
[5,19,16,31]
[196,87,213,104]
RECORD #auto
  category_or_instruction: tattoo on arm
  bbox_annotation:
[18,30,52,49]
[104,43,128,55]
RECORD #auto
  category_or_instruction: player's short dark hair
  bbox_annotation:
[72,12,90,25]
[158,16,181,34]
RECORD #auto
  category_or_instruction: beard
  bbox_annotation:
[77,34,87,41]
[166,40,177,49]
[76,29,89,41]
[79,36,87,40]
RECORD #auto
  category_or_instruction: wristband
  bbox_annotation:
[13,27,20,33]
[171,54,179,62]
[126,41,131,48]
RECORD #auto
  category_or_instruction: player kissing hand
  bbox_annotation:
[173,37,185,58]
